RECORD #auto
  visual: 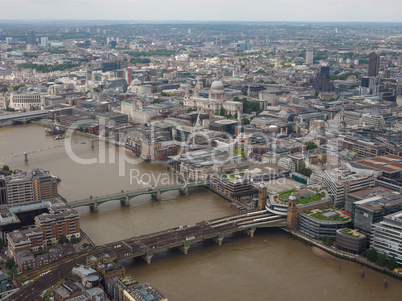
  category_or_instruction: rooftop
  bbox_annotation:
[357,155,402,174]
[305,208,351,223]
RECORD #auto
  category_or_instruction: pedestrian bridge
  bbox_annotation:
[69,182,210,212]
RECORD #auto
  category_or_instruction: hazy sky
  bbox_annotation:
[1,0,402,22]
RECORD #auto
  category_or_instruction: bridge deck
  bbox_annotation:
[102,211,287,260]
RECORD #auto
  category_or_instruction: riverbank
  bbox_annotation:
[284,228,402,281]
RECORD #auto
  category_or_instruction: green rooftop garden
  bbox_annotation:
[307,209,351,222]
[278,190,293,199]
[340,229,364,238]
[297,191,326,204]
[276,190,327,205]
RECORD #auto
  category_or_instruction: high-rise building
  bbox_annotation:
[27,30,36,45]
[398,56,402,67]
[368,52,380,77]
[40,37,48,47]
[305,51,314,65]
[314,66,333,92]
[3,168,58,206]
[0,177,7,205]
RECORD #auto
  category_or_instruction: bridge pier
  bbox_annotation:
[90,200,98,213]
[91,140,94,149]
[144,250,153,264]
[120,195,130,207]
[179,185,189,197]
[24,153,28,162]
[180,242,191,254]
[215,234,225,246]
[151,189,161,201]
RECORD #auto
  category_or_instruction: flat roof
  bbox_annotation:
[357,155,402,174]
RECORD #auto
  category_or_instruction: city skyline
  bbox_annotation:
[1,0,402,23]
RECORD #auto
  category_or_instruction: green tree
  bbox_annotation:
[299,168,312,177]
[242,117,250,125]
[2,165,10,171]
[0,87,8,93]
[0,238,3,250]
[58,235,69,244]
[376,252,387,266]
[387,256,398,270]
[220,107,225,116]
[307,141,318,150]
[366,248,378,262]
[5,259,15,270]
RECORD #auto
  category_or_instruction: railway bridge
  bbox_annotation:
[105,210,287,263]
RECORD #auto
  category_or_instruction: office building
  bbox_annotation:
[40,37,49,47]
[0,177,6,205]
[3,169,58,205]
[27,30,36,45]
[5,174,35,205]
[323,168,375,208]
[355,155,402,186]
[368,52,380,77]
[335,228,366,253]
[371,211,402,266]
[315,66,333,92]
[299,208,351,240]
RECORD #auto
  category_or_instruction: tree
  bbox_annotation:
[0,238,3,250]
[366,248,378,262]
[387,256,398,270]
[242,117,250,125]
[376,252,387,266]
[307,141,318,150]
[299,168,312,177]
[58,235,69,244]
[2,165,10,171]
[0,87,8,93]
[5,259,15,270]
[220,107,225,116]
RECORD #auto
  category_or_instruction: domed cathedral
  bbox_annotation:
[209,80,226,101]
[183,79,243,117]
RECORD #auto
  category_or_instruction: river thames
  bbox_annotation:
[1,124,401,301]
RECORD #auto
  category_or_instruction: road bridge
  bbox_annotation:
[0,110,48,126]
[69,182,210,212]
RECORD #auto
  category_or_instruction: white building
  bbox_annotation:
[305,51,314,65]
[323,168,375,208]
[371,211,402,266]
[9,92,45,110]
[40,37,49,47]
[183,80,242,116]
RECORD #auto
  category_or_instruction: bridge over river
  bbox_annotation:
[8,210,286,301]
[69,182,210,212]
[104,210,287,263]
[0,110,48,126]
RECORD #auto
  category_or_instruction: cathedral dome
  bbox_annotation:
[210,80,224,90]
